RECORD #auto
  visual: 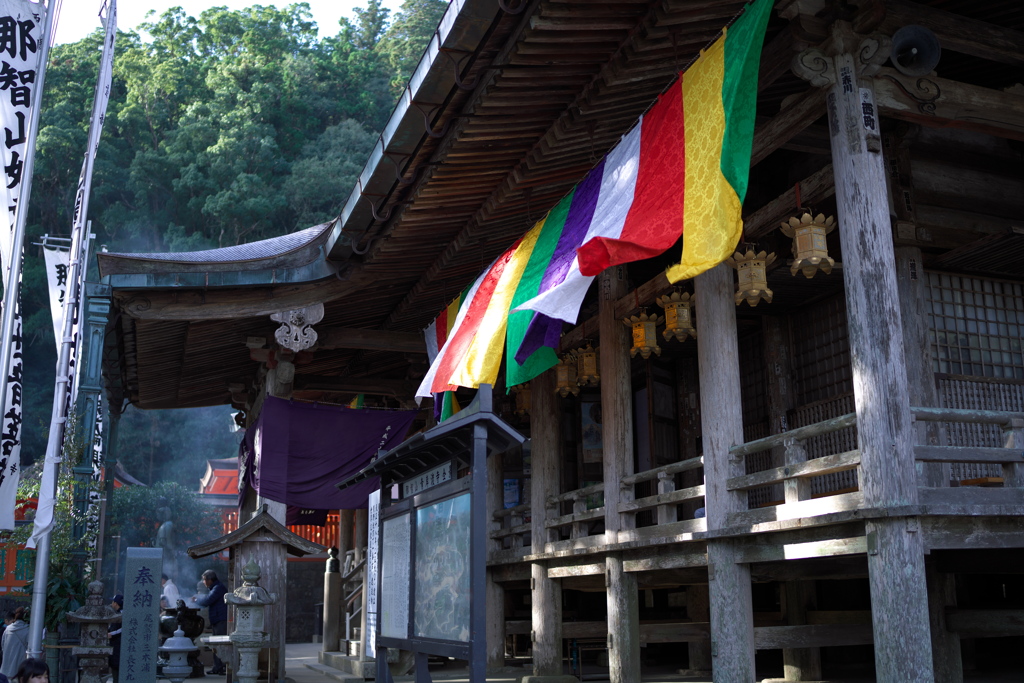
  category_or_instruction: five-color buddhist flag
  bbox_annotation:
[419,0,772,394]
[416,225,543,398]
[512,0,772,340]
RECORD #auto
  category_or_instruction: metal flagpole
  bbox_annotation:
[25,0,115,660]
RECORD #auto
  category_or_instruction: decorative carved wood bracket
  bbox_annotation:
[270,303,324,352]
[792,23,891,87]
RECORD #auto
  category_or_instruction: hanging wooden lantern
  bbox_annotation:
[512,383,532,416]
[780,212,836,278]
[576,344,600,386]
[656,291,696,343]
[555,354,580,397]
[622,311,664,359]
[726,249,776,307]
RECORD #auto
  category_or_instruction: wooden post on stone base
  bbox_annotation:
[695,263,756,683]
[598,268,641,683]
[794,23,934,680]
[530,369,563,678]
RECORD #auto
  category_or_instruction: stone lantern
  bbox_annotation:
[226,557,278,683]
[158,628,198,683]
[66,581,122,683]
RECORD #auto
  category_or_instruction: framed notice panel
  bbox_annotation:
[381,512,412,639]
[335,386,524,683]
[414,493,471,641]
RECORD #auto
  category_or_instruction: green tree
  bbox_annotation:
[378,0,450,93]
[21,0,448,473]
[284,119,375,227]
[106,480,225,590]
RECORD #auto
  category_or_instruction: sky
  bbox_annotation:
[53,0,406,45]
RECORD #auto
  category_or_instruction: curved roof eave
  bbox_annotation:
[331,0,501,261]
[97,221,339,289]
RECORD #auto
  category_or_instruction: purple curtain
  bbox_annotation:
[239,396,417,515]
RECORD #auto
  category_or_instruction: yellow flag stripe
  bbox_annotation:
[665,30,743,283]
[449,218,545,388]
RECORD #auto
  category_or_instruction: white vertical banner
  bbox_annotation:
[0,0,41,532]
[0,292,20,530]
[42,244,68,347]
[30,0,116,545]
[365,490,379,659]
[0,0,42,281]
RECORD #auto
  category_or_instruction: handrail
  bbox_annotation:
[548,481,605,506]
[911,406,1024,426]
[342,557,366,582]
[730,413,857,457]
[345,585,363,606]
[620,455,704,486]
[493,503,530,520]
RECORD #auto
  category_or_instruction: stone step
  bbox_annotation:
[318,652,375,679]
[303,662,363,682]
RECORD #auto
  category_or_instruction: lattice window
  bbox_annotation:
[926,272,1024,379]
[15,549,33,581]
[938,376,1024,481]
[791,295,853,405]
[739,330,768,434]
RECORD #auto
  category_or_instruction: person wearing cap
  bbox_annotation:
[108,595,123,683]
[193,571,227,675]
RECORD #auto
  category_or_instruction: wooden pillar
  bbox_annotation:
[764,316,820,679]
[598,267,641,683]
[782,581,821,681]
[338,509,354,572]
[926,557,963,683]
[823,34,933,680]
[486,447,506,670]
[354,508,368,562]
[895,246,948,487]
[530,369,563,677]
[686,585,712,673]
[695,263,755,682]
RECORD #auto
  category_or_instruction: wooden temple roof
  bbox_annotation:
[98,0,1024,412]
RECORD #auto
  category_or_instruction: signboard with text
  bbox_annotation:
[119,547,163,683]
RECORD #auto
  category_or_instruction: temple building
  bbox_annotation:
[86,0,1024,681]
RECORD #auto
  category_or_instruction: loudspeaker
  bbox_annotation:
[890,25,941,77]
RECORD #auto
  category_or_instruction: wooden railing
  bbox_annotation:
[727,413,863,525]
[547,481,605,541]
[912,407,1024,501]
[618,455,705,526]
[487,406,1024,562]
[491,503,530,552]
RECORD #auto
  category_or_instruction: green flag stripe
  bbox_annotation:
[720,0,773,203]
[505,191,576,387]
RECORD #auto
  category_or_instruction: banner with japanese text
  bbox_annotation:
[0,0,39,531]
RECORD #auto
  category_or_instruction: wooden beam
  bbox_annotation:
[114,276,361,321]
[877,0,1024,68]
[736,537,867,564]
[946,609,1024,636]
[754,624,874,650]
[874,67,1024,142]
[744,164,835,241]
[316,327,426,354]
[751,89,828,166]
[291,376,416,397]
[750,556,869,583]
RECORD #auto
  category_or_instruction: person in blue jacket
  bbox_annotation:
[193,570,228,675]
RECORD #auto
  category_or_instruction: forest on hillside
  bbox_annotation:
[21,0,448,486]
